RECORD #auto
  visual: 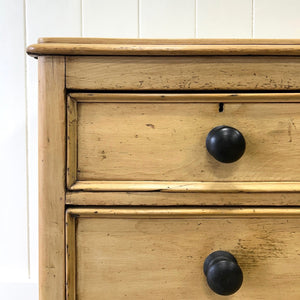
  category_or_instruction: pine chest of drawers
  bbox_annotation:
[27,39,300,300]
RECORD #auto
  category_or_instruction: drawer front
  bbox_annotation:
[67,93,300,191]
[66,208,300,300]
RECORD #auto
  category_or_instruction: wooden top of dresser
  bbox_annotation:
[27,38,300,57]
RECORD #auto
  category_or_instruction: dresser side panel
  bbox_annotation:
[38,56,66,300]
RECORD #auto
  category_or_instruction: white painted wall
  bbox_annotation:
[0,0,299,298]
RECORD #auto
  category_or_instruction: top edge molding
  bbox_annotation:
[27,38,300,57]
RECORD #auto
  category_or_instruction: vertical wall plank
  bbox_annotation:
[26,0,82,44]
[197,0,252,38]
[26,0,81,281]
[140,0,195,38]
[82,0,138,37]
[0,0,28,280]
[255,0,300,38]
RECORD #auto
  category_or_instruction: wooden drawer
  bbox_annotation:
[67,93,300,192]
[66,208,300,300]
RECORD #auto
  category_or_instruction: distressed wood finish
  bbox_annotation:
[27,38,300,57]
[66,208,300,300]
[65,211,76,300]
[70,92,300,103]
[67,207,300,218]
[68,95,300,186]
[66,56,300,90]
[67,96,77,188]
[66,191,300,206]
[39,56,65,300]
[29,39,300,299]
[26,43,300,56]
[70,181,300,193]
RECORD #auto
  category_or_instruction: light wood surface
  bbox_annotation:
[67,207,300,218]
[69,97,300,183]
[27,38,300,57]
[70,92,300,103]
[38,56,65,300]
[67,96,77,188]
[70,181,300,192]
[66,211,76,300]
[66,56,300,90]
[31,41,300,300]
[66,208,300,300]
[66,191,300,206]
[67,93,300,191]
[26,43,300,56]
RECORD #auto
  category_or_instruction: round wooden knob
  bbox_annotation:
[206,125,246,163]
[204,251,243,296]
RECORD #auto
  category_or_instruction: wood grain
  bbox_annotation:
[65,211,76,300]
[67,207,300,218]
[38,56,65,300]
[32,42,300,300]
[66,208,300,300]
[67,96,77,188]
[66,191,300,206]
[66,56,300,90]
[72,100,300,182]
[70,92,300,103]
[27,41,300,57]
[70,181,300,193]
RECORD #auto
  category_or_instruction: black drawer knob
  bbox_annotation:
[204,250,243,296]
[206,125,246,163]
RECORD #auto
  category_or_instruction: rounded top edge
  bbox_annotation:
[26,38,300,57]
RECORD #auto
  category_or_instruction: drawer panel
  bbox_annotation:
[67,93,300,190]
[66,56,300,90]
[66,208,300,300]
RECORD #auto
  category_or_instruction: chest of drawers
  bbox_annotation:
[27,38,300,300]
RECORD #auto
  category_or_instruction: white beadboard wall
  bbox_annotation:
[1,0,299,299]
